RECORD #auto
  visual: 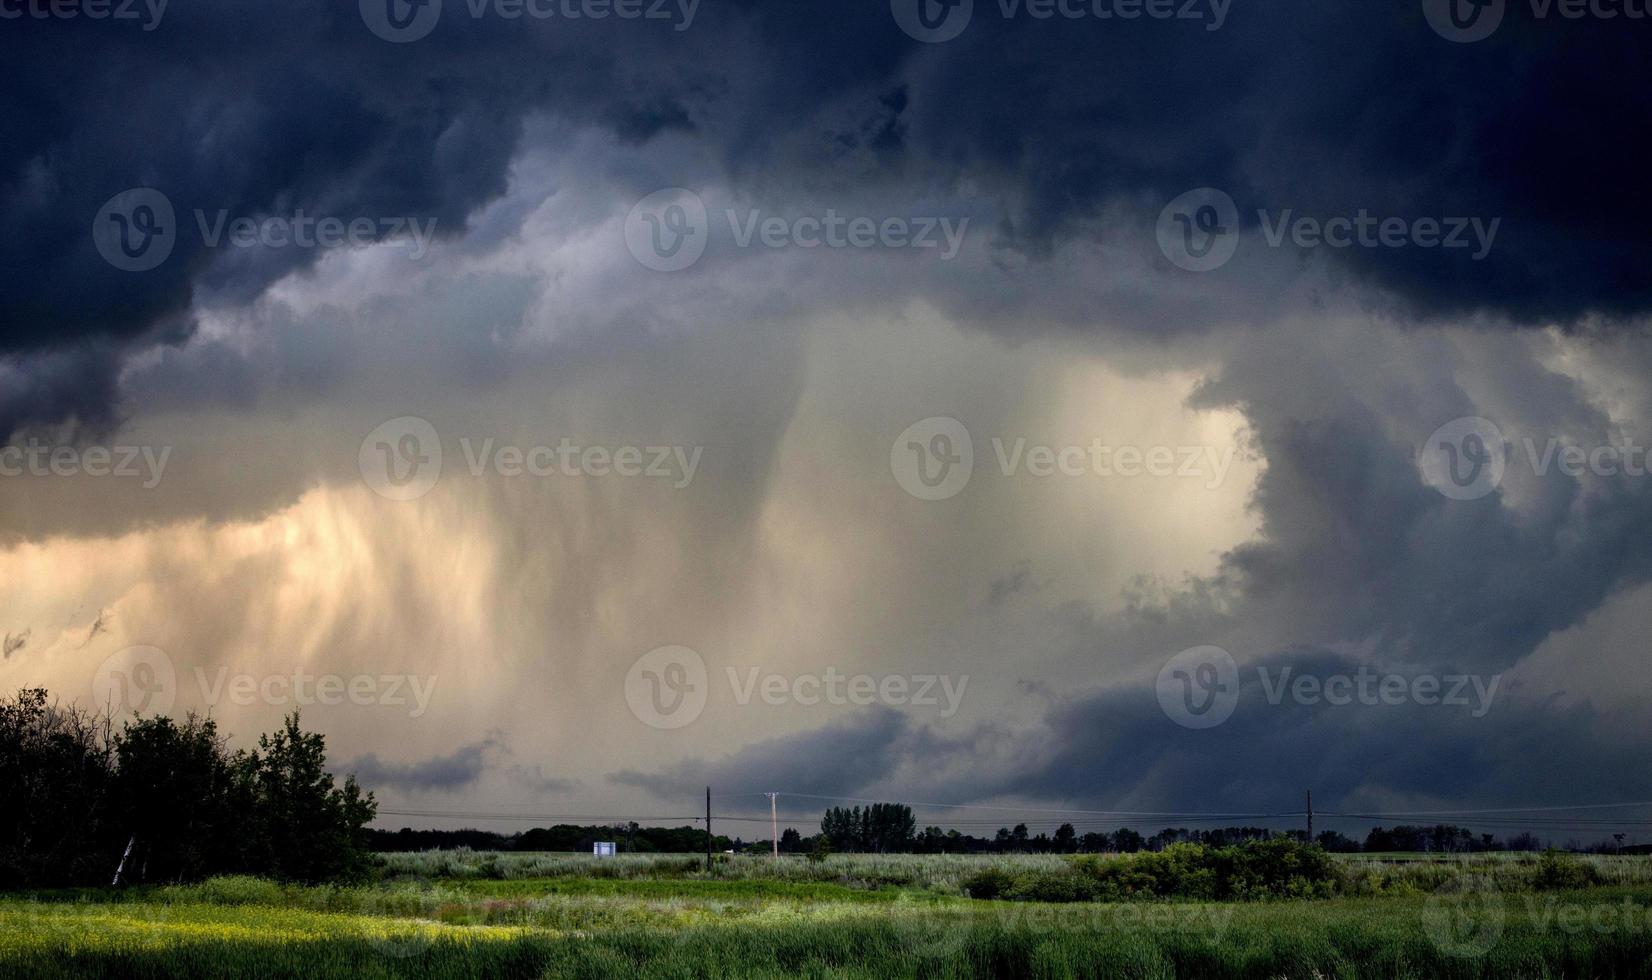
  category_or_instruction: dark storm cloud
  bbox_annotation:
[348,740,494,792]
[612,651,1652,830]
[347,734,575,794]
[1180,332,1652,672]
[5,0,1651,435]
[609,706,915,798]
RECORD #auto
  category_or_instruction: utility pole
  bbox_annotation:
[1306,790,1314,843]
[705,786,713,874]
[767,792,779,858]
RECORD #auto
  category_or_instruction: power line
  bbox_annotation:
[1321,800,1652,817]
[766,791,1302,819]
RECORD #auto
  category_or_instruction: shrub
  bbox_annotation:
[1535,849,1601,890]
[966,839,1342,903]
[961,867,1017,900]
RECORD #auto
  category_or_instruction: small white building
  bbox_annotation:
[592,841,616,856]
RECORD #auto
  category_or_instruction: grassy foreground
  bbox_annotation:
[4,854,1652,978]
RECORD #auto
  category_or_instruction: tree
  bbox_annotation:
[0,690,115,887]
[1112,828,1145,853]
[779,828,802,853]
[111,713,239,883]
[1053,823,1077,854]
[1079,832,1110,853]
[238,712,377,883]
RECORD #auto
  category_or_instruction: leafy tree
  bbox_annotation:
[111,713,239,883]
[240,713,377,882]
[0,690,115,887]
[1053,823,1078,853]
[1079,832,1110,853]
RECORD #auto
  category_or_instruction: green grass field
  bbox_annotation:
[5,852,1652,978]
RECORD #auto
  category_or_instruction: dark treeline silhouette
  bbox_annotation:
[368,810,1575,857]
[0,688,376,888]
[368,824,734,853]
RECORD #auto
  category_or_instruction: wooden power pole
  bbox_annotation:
[767,792,779,857]
[705,786,713,874]
[1306,790,1314,843]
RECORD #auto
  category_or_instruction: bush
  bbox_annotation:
[964,839,1342,903]
[1535,849,1601,890]
[164,875,287,907]
[961,867,1017,900]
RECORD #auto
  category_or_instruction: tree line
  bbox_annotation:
[368,824,734,854]
[0,688,377,888]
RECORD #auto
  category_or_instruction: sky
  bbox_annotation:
[3,0,1652,843]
